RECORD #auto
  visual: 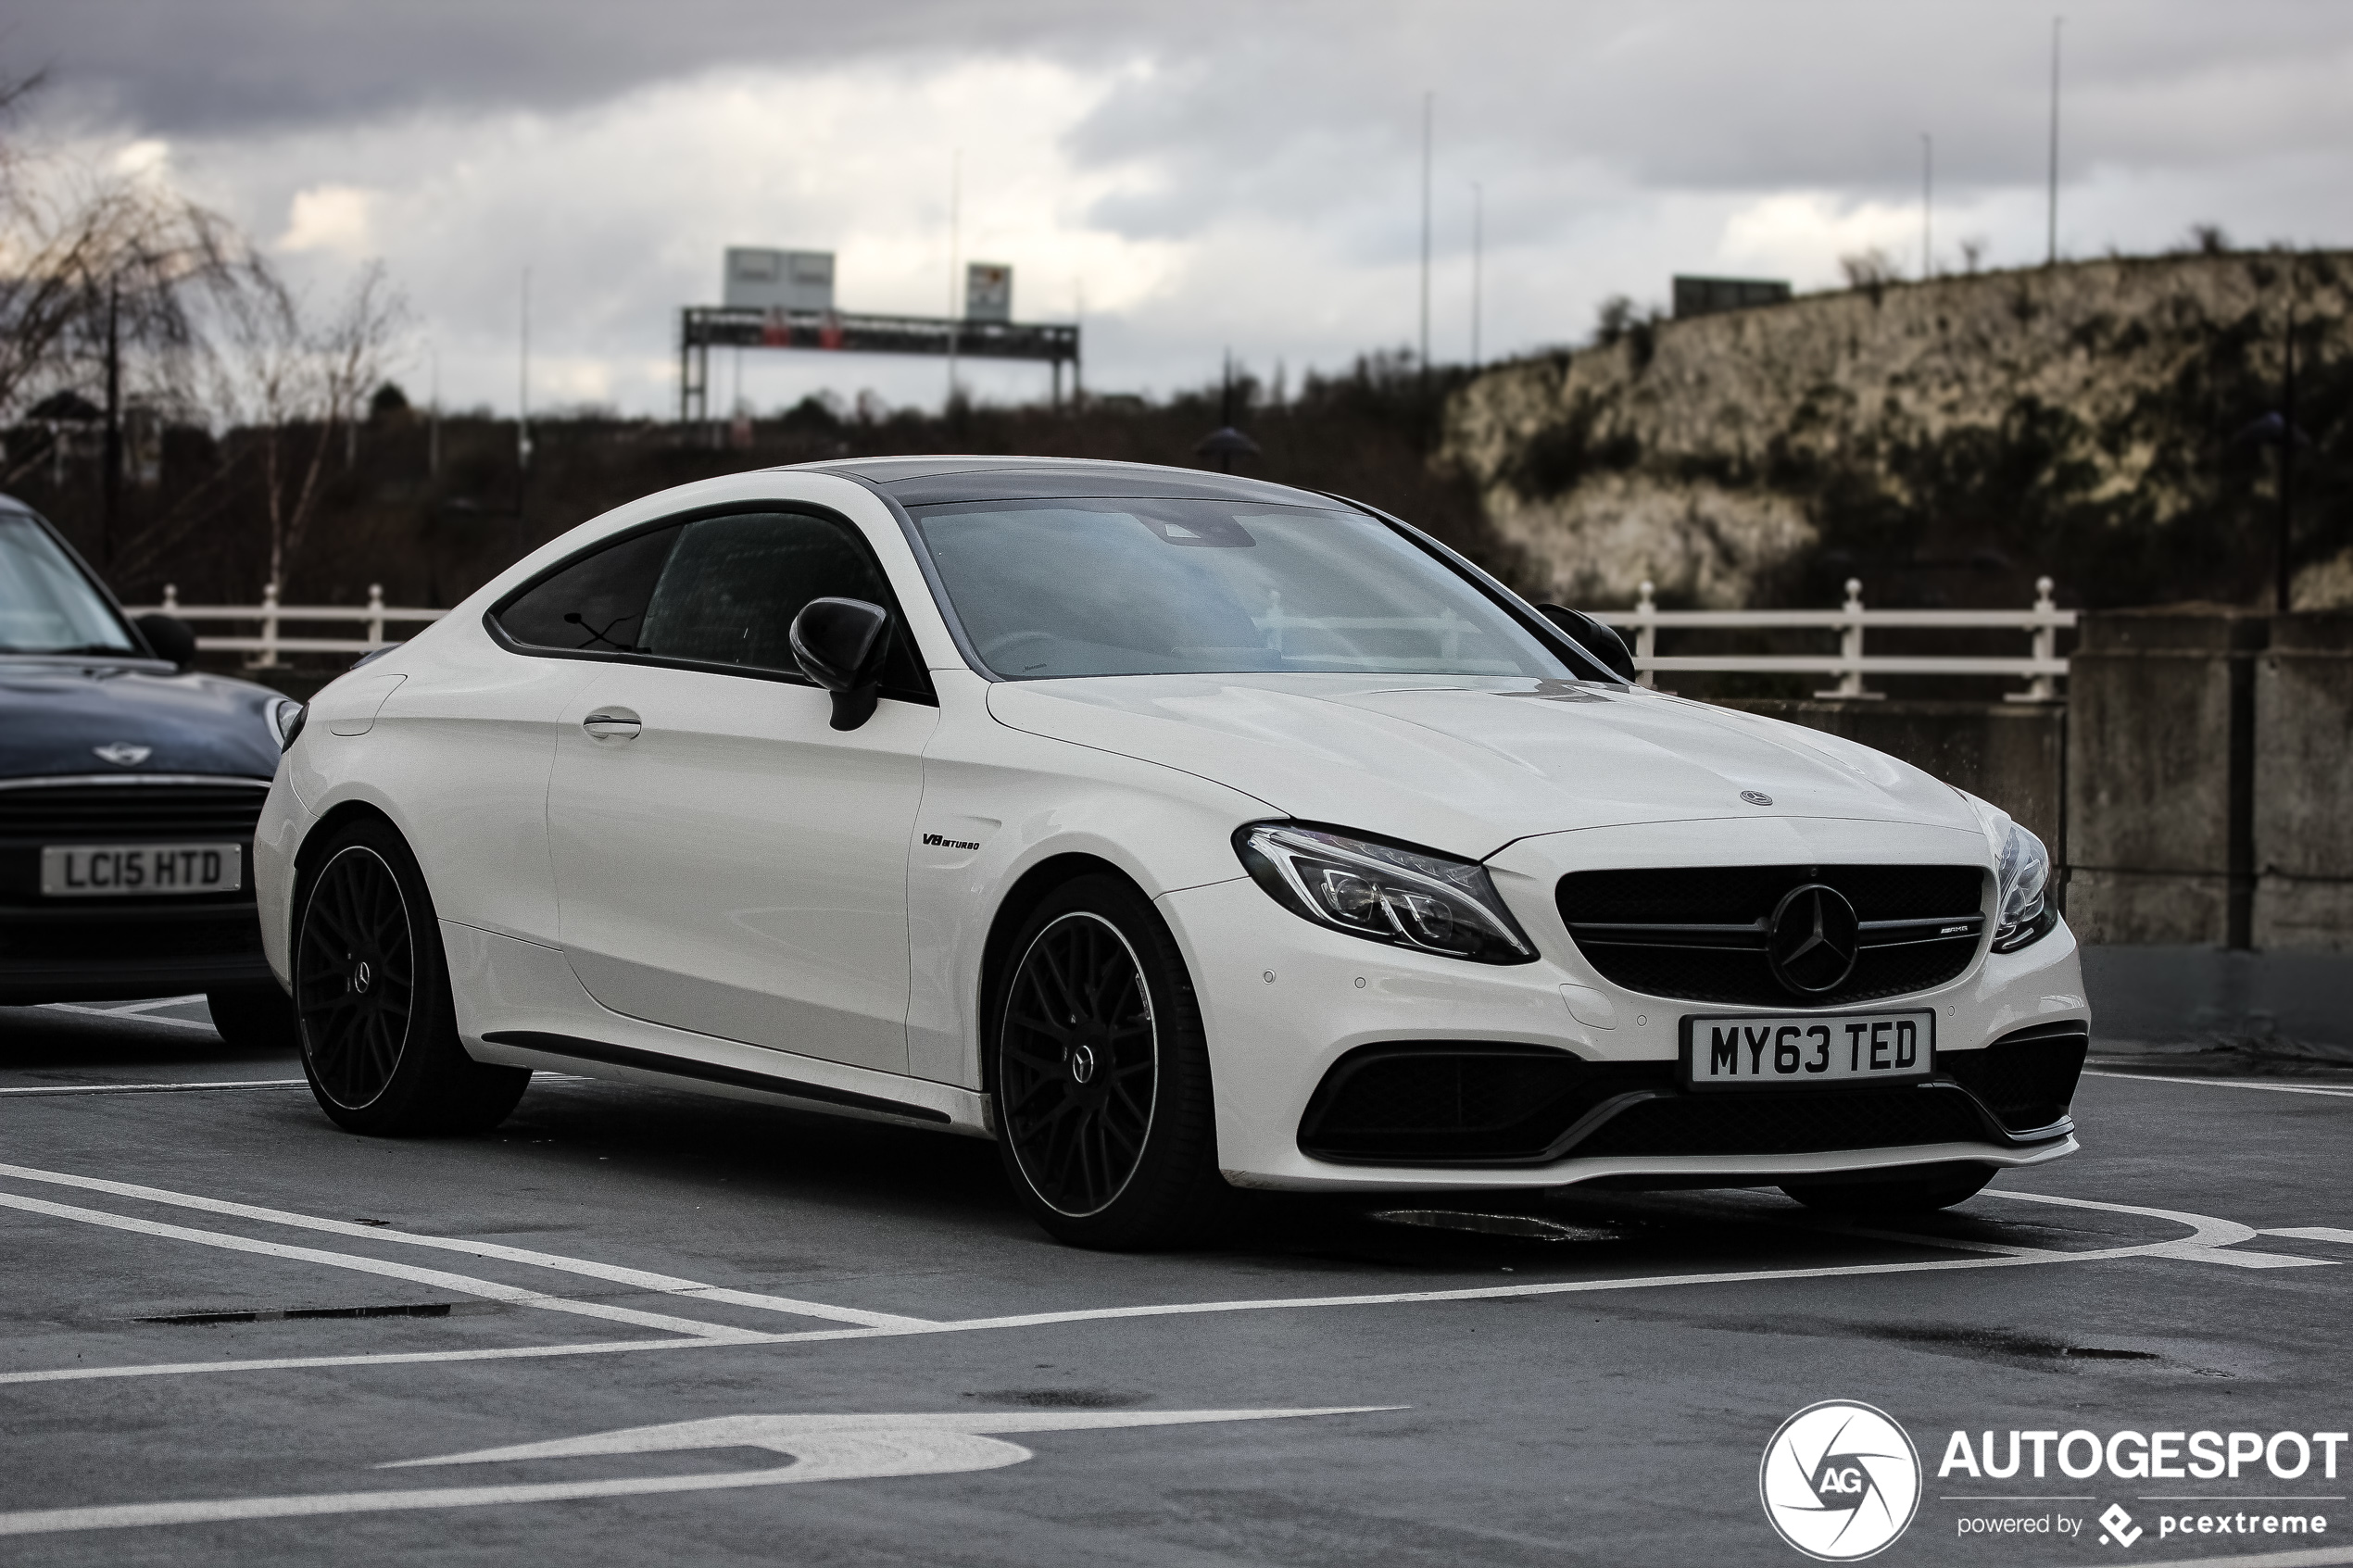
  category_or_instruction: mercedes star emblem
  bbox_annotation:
[1740,789,1773,806]
[93,743,152,767]
[1767,883,1860,995]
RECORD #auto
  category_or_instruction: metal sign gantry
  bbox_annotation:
[678,306,1080,421]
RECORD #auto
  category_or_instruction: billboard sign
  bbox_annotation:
[725,248,835,311]
[965,262,1013,323]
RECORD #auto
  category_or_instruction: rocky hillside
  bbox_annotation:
[1445,250,2353,609]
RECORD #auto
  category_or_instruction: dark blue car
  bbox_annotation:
[0,495,299,1047]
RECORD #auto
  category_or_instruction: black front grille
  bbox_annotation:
[0,781,269,841]
[1297,1041,2041,1168]
[1297,1044,1675,1162]
[1570,1084,1992,1159]
[1941,1021,2088,1132]
[1558,864,1986,1008]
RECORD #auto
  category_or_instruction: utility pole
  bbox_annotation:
[427,341,441,478]
[946,148,962,410]
[2046,16,2063,266]
[1469,180,1483,371]
[1920,133,1932,280]
[1418,91,1432,378]
[516,266,532,558]
[101,275,120,569]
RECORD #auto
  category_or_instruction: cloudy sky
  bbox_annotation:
[15,1,2353,417]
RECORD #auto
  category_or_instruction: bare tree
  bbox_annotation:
[204,259,406,591]
[1839,247,1903,289]
[0,72,245,438]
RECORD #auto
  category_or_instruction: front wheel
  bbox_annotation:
[1780,1162,1995,1215]
[990,875,1236,1249]
[291,818,529,1135]
[206,985,297,1053]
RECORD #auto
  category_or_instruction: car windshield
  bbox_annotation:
[0,510,136,656]
[909,497,1577,681]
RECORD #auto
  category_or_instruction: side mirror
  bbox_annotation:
[134,612,198,672]
[788,596,893,731]
[1537,603,1637,684]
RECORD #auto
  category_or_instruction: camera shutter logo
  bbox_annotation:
[1759,1400,1921,1561]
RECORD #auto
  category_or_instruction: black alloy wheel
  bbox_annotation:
[991,875,1236,1248]
[296,844,417,1110]
[1000,910,1159,1217]
[291,818,529,1135]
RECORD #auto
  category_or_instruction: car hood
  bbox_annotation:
[0,658,283,780]
[986,673,1978,858]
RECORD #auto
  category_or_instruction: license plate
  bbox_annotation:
[1682,1010,1935,1090]
[40,844,243,897]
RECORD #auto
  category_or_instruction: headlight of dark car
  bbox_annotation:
[269,697,307,751]
[1234,822,1535,963]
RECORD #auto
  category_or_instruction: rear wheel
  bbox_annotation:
[206,985,297,1053]
[291,819,528,1135]
[1780,1162,1996,1215]
[991,875,1235,1249]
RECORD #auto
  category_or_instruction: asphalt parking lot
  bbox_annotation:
[3,999,2349,1567]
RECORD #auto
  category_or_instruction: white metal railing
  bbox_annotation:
[129,583,448,668]
[122,576,2074,696]
[1596,577,2074,701]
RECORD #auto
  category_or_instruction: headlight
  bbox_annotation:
[269,697,307,752]
[1234,822,1536,964]
[1963,793,2056,953]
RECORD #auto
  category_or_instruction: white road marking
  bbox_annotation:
[0,1185,2326,1388]
[2083,1070,2353,1098]
[0,1161,932,1330]
[0,1407,1392,1538]
[1981,1188,2337,1269]
[2263,1226,2353,1246]
[0,1190,756,1342]
[34,1002,216,1032]
[0,1080,308,1098]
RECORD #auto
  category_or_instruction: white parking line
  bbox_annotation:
[0,1190,761,1341]
[0,1080,308,1098]
[2083,1070,2353,1098]
[3,1186,2325,1388]
[0,1162,933,1331]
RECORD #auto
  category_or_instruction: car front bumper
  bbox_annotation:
[1160,845,2090,1194]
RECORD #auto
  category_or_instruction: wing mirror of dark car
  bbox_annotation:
[788,596,893,731]
[1536,603,1638,684]
[133,612,198,672]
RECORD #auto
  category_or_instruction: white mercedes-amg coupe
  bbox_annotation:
[256,458,2089,1248]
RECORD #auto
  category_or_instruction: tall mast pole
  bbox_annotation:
[2046,17,2063,265]
[1418,91,1432,378]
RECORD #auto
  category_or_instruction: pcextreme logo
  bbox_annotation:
[1760,1400,1923,1562]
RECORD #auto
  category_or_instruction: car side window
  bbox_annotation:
[493,524,684,652]
[636,511,921,689]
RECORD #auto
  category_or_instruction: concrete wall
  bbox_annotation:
[1728,609,2352,1051]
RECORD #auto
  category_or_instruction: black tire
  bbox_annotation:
[1780,1161,1996,1215]
[290,817,530,1135]
[206,984,298,1053]
[989,873,1237,1249]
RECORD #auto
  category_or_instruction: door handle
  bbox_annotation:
[583,712,642,741]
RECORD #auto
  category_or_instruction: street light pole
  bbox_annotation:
[1418,91,1432,378]
[1469,180,1483,371]
[2279,296,2297,613]
[1920,133,1932,281]
[2046,16,2063,266]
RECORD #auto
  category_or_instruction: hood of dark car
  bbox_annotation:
[0,659,283,780]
